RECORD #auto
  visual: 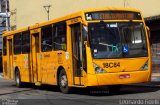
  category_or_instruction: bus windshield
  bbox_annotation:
[89,22,148,59]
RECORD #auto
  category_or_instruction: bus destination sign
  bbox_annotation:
[85,11,142,20]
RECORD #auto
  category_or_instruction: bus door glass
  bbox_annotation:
[31,33,40,82]
[71,23,83,85]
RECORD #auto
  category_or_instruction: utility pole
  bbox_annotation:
[43,5,51,21]
[5,0,10,31]
[124,0,126,8]
[0,0,2,12]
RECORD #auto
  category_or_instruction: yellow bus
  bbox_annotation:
[2,7,151,94]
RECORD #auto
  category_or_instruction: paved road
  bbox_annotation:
[0,77,160,105]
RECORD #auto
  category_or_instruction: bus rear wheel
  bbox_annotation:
[15,70,23,88]
[58,69,71,94]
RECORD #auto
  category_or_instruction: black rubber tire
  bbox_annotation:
[108,85,122,95]
[15,70,23,88]
[58,69,71,94]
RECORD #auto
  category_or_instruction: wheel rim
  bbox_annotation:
[16,73,20,85]
[60,75,67,88]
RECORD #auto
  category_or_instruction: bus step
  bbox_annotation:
[35,82,41,86]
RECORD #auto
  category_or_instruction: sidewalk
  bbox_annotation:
[129,81,160,88]
[127,73,160,88]
[0,73,3,79]
[152,73,160,82]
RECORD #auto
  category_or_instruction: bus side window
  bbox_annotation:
[14,33,22,55]
[22,31,30,54]
[53,22,67,51]
[41,25,52,52]
[3,37,7,56]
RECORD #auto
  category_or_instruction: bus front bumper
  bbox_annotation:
[87,71,151,86]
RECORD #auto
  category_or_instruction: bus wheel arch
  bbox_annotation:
[14,67,23,87]
[57,66,71,94]
[57,66,64,85]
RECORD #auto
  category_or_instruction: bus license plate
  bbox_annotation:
[119,74,130,79]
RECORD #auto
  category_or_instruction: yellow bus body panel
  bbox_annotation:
[87,71,150,86]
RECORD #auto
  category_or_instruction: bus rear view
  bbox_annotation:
[84,9,151,89]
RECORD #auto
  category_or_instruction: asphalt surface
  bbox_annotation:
[0,73,160,105]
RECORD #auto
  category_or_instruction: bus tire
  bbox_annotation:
[58,69,71,94]
[15,70,23,88]
[108,85,121,95]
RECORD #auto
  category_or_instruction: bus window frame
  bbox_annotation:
[53,22,67,51]
[41,24,53,52]
[13,33,22,55]
[22,31,30,54]
[3,36,7,56]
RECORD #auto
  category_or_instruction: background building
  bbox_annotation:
[145,15,160,73]
[0,0,9,49]
[9,0,160,30]
[0,0,6,50]
[8,0,160,74]
[0,0,10,72]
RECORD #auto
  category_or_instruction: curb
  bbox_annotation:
[126,82,160,88]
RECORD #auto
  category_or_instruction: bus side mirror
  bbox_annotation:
[146,26,152,45]
[82,25,88,41]
[83,41,88,47]
[84,41,87,45]
[83,41,87,71]
[146,26,150,38]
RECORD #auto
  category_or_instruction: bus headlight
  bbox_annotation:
[94,64,107,73]
[140,61,148,70]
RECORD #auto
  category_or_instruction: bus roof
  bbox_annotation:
[3,7,141,36]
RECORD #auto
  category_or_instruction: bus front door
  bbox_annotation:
[7,39,13,79]
[71,23,83,86]
[31,33,40,83]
